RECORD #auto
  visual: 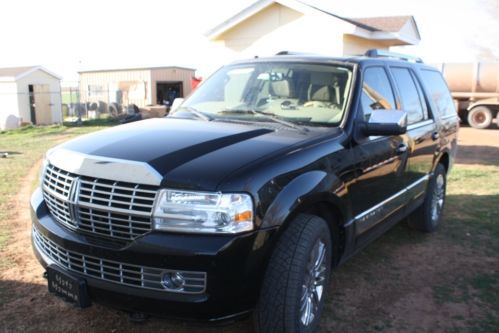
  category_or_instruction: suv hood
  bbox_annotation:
[56,118,327,190]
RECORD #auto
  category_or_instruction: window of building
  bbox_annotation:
[88,85,104,97]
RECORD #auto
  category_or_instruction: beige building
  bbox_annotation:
[206,0,420,58]
[78,66,196,109]
[0,66,62,130]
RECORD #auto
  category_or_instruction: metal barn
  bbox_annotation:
[78,66,196,110]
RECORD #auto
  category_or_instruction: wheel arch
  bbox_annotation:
[466,100,499,113]
[437,151,450,173]
[260,170,350,266]
[291,199,347,265]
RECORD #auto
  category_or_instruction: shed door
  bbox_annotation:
[33,84,52,124]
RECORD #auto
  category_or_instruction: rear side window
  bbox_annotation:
[391,67,425,124]
[420,70,456,117]
[361,67,396,121]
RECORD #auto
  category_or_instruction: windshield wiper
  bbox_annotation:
[173,106,214,121]
[218,109,308,132]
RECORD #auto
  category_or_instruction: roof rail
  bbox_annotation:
[365,49,423,63]
[276,50,316,56]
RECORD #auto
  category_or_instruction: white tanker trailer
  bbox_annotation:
[436,62,499,129]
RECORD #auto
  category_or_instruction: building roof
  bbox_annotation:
[348,16,415,32]
[206,0,420,46]
[78,66,196,74]
[0,66,37,78]
[0,66,62,81]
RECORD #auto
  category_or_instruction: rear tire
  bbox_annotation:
[408,164,447,232]
[467,106,493,129]
[254,214,332,333]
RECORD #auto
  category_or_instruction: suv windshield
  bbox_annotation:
[175,62,354,127]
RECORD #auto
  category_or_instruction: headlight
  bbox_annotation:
[152,189,254,234]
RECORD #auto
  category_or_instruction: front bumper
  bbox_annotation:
[30,188,277,321]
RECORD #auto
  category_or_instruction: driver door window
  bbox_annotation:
[361,67,396,121]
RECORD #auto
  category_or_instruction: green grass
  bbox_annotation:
[0,122,114,266]
[444,166,499,253]
[332,162,499,332]
[432,165,499,331]
[61,91,79,105]
[432,271,499,332]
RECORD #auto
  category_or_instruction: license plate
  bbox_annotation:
[47,265,91,308]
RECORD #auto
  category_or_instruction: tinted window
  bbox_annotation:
[420,70,456,117]
[391,67,424,124]
[181,63,354,126]
[361,67,396,120]
[412,72,429,119]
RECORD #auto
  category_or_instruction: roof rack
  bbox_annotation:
[275,50,316,56]
[365,49,423,63]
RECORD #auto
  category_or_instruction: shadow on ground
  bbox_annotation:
[456,145,499,166]
[0,278,253,333]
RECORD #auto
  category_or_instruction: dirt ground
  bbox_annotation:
[0,126,498,333]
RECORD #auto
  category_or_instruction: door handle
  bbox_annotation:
[432,132,440,140]
[396,143,408,155]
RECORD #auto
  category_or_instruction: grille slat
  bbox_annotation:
[78,194,154,209]
[33,226,206,293]
[79,179,157,194]
[42,163,157,240]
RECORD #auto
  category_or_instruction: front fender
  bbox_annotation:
[260,170,346,229]
[466,98,499,111]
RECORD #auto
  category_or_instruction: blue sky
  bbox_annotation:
[0,0,497,82]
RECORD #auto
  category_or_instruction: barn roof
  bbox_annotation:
[0,66,62,81]
[78,66,196,74]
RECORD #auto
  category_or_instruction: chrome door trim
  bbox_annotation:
[353,187,406,223]
[345,175,431,231]
[406,174,430,190]
[407,119,434,131]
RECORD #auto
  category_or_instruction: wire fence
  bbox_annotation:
[61,85,169,121]
[1,81,177,129]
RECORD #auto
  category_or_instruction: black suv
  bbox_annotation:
[31,50,458,333]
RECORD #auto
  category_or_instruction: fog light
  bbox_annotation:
[162,271,186,290]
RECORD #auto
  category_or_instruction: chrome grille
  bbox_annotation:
[78,177,156,213]
[77,207,152,239]
[33,226,207,294]
[76,176,157,240]
[42,164,78,228]
[42,163,157,240]
[43,163,74,198]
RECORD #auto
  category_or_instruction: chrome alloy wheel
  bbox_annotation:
[431,174,445,223]
[300,239,327,326]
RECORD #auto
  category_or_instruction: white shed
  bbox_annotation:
[0,66,62,130]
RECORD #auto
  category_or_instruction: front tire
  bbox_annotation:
[408,164,447,232]
[254,214,332,333]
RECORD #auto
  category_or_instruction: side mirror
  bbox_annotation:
[170,98,184,113]
[363,110,407,136]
